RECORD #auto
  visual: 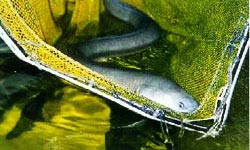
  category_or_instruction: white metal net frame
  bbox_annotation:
[202,20,249,138]
[144,19,249,138]
[187,19,249,138]
[0,6,248,137]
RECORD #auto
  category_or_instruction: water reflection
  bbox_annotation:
[0,85,111,150]
[0,55,248,150]
[0,75,168,150]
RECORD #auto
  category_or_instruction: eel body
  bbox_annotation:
[72,0,162,60]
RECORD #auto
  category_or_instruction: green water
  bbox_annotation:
[0,0,249,149]
[0,52,248,150]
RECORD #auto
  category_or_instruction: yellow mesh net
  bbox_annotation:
[0,0,168,113]
[0,0,245,121]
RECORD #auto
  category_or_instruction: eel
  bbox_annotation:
[72,0,199,113]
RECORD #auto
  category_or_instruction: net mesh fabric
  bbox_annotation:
[0,0,239,119]
[0,0,161,109]
[9,0,44,40]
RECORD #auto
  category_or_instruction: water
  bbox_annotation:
[0,0,248,149]
[0,50,248,150]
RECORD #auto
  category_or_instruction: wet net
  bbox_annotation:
[0,0,248,137]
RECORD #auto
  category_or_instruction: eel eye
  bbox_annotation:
[179,102,184,108]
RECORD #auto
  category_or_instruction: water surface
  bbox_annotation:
[0,51,248,150]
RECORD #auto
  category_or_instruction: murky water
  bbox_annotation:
[0,0,248,149]
[0,50,248,150]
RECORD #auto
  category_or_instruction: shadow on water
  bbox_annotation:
[105,101,173,150]
[0,55,65,140]
[5,89,62,139]
[0,53,111,149]
[0,56,40,121]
